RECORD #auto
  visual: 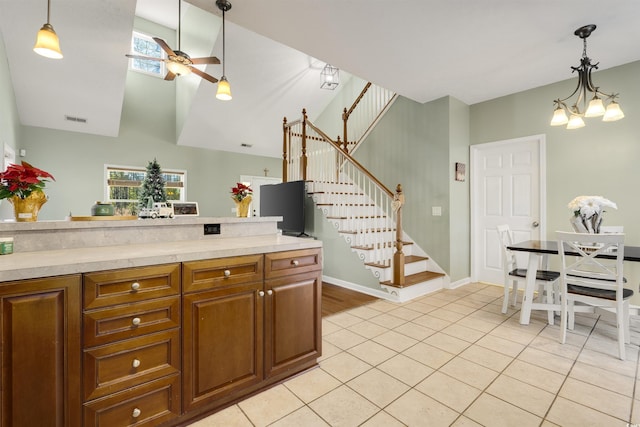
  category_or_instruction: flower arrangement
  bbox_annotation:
[231,182,252,202]
[568,195,617,233]
[0,161,55,200]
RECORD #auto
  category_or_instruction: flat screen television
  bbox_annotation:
[260,180,307,236]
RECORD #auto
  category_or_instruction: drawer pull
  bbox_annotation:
[258,291,265,297]
[132,358,141,368]
[132,408,141,418]
[131,282,141,291]
[267,289,273,296]
[224,269,231,278]
[132,317,141,326]
[292,260,299,266]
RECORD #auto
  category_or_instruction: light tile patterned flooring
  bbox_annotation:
[189,283,640,426]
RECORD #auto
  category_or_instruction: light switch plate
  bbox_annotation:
[432,206,442,216]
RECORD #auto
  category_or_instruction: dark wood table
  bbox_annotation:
[507,240,640,324]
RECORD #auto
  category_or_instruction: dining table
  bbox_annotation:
[507,240,640,325]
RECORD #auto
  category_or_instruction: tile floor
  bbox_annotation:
[188,283,640,426]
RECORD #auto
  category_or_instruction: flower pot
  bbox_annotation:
[233,196,252,218]
[9,191,48,222]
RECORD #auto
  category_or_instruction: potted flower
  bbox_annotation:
[230,183,252,217]
[0,161,55,222]
[568,195,617,233]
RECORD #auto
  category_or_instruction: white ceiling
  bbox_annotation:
[1,0,639,158]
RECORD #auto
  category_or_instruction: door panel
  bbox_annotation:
[472,135,545,285]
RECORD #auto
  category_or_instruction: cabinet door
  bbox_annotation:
[182,281,264,411]
[0,275,81,427]
[265,270,322,379]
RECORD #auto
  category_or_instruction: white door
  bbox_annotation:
[240,175,282,217]
[471,135,546,285]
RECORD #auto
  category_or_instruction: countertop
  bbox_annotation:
[0,234,322,282]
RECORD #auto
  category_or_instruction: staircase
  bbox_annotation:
[282,83,448,302]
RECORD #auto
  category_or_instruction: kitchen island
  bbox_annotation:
[0,217,322,427]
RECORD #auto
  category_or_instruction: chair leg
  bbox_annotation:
[560,295,567,344]
[623,300,631,344]
[545,283,554,325]
[568,300,575,330]
[511,280,519,307]
[501,280,510,314]
[617,300,626,361]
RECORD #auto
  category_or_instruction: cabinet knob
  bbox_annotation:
[259,291,265,297]
[132,317,141,326]
[267,289,273,295]
[292,260,299,266]
[132,408,141,418]
[131,282,141,291]
[224,269,231,277]
[132,358,141,368]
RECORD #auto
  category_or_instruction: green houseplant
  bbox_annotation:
[0,161,55,221]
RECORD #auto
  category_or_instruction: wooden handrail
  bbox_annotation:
[343,82,372,148]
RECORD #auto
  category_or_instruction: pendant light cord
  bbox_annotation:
[46,0,51,23]
[221,8,226,76]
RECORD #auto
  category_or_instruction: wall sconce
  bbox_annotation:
[320,64,339,90]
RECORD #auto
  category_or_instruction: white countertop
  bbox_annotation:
[0,234,322,282]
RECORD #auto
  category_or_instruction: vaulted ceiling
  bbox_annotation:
[1,0,639,158]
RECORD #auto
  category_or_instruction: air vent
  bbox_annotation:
[65,115,88,123]
[241,143,252,148]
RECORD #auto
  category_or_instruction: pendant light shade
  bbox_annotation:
[216,76,232,100]
[34,0,63,59]
[215,0,232,101]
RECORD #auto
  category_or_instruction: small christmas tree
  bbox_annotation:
[139,158,167,207]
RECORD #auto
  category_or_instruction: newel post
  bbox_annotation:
[393,184,405,287]
[301,109,308,181]
[282,116,288,182]
[342,107,348,152]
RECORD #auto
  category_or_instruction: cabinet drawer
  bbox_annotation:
[183,254,263,293]
[83,374,180,426]
[84,296,180,347]
[84,329,180,401]
[84,263,180,310]
[265,248,322,279]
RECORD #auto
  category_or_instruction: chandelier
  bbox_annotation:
[550,24,624,130]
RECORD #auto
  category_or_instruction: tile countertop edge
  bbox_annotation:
[0,235,322,282]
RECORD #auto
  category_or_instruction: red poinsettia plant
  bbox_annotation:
[0,161,55,200]
[230,182,252,202]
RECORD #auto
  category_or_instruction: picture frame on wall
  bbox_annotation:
[455,162,466,182]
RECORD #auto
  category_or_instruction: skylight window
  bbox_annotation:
[129,31,166,77]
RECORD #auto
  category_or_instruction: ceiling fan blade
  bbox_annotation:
[126,54,162,62]
[191,56,220,65]
[190,67,219,84]
[153,37,175,56]
[164,71,177,81]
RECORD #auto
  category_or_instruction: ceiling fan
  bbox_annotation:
[126,0,220,84]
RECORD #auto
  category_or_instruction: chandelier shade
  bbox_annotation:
[550,25,623,129]
[33,0,63,59]
[320,64,339,90]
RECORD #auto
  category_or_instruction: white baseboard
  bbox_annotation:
[322,275,445,303]
[448,277,471,289]
[322,276,397,301]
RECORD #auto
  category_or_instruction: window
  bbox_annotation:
[105,165,186,215]
[129,31,166,77]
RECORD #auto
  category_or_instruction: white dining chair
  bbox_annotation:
[497,225,560,324]
[556,231,631,360]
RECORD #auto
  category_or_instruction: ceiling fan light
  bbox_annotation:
[602,101,624,122]
[34,23,63,59]
[566,113,585,129]
[584,96,605,117]
[166,60,191,76]
[550,106,569,126]
[216,76,232,100]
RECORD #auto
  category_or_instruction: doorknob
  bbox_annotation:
[532,221,539,228]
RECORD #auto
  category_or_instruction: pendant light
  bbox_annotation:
[33,0,63,59]
[550,25,623,129]
[215,0,232,101]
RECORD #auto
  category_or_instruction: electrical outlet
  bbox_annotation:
[203,224,221,235]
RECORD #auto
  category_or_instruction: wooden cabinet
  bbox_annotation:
[82,264,181,426]
[0,275,81,427]
[182,249,322,414]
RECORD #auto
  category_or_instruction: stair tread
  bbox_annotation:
[339,228,395,234]
[352,241,414,251]
[380,271,445,288]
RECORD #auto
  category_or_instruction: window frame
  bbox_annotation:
[128,30,167,78]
